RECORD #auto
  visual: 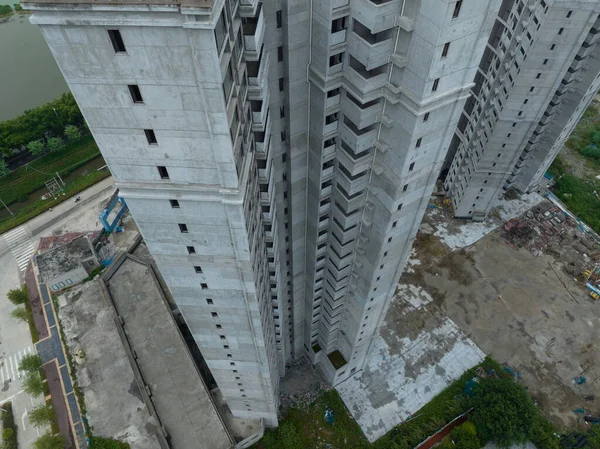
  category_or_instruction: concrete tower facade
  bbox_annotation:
[443,0,600,219]
[290,0,501,384]
[25,0,281,425]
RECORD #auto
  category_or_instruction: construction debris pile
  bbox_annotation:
[501,201,600,286]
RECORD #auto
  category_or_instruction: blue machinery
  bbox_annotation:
[99,194,128,234]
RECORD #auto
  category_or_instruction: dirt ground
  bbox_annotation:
[405,218,600,430]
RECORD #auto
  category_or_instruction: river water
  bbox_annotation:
[0,0,69,121]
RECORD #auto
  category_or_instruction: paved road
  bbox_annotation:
[0,176,114,448]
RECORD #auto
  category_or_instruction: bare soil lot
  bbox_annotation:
[406,202,600,430]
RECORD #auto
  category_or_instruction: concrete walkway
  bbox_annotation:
[35,283,87,449]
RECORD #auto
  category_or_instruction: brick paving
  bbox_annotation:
[35,283,88,449]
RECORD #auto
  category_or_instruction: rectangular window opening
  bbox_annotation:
[144,129,157,145]
[441,42,450,58]
[128,85,143,103]
[158,166,169,179]
[108,30,126,53]
[452,0,462,19]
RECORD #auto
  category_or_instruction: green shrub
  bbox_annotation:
[449,421,480,449]
[1,402,18,449]
[64,125,82,141]
[46,137,65,153]
[27,140,45,156]
[2,428,14,441]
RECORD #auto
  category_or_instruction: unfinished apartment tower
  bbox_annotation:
[289,0,500,384]
[444,0,600,220]
[24,0,283,426]
[26,0,503,425]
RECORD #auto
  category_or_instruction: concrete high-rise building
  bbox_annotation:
[25,0,520,426]
[443,0,600,219]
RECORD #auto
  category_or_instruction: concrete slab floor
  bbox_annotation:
[408,211,600,429]
[336,284,484,442]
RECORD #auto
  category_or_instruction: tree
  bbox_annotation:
[0,159,8,177]
[46,137,64,153]
[33,433,66,449]
[10,307,29,323]
[7,287,27,305]
[470,377,536,447]
[27,140,45,156]
[18,354,43,373]
[23,372,45,397]
[64,125,82,141]
[28,404,54,427]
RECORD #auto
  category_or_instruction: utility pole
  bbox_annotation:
[0,198,13,216]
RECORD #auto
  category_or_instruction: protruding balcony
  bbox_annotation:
[327,53,344,77]
[339,117,377,153]
[248,49,270,101]
[255,113,271,159]
[330,27,347,47]
[338,140,372,176]
[324,114,339,135]
[332,0,349,9]
[326,90,341,109]
[243,4,265,60]
[239,0,259,18]
[348,20,394,70]
[345,56,387,94]
[350,0,401,33]
[251,92,270,132]
[341,92,382,129]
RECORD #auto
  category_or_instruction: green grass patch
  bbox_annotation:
[553,173,600,234]
[252,358,558,449]
[1,402,18,449]
[255,389,370,449]
[24,295,39,344]
[0,169,110,235]
[566,104,600,164]
[83,266,106,283]
[89,436,131,448]
[0,135,101,206]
